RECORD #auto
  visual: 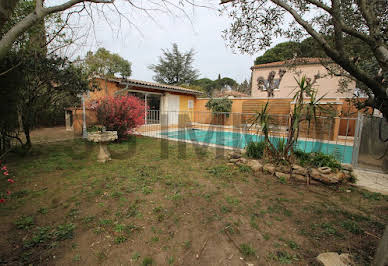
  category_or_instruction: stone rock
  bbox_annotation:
[341,163,353,172]
[247,160,263,172]
[310,168,340,184]
[292,164,307,175]
[309,178,321,185]
[316,252,353,266]
[239,158,248,164]
[229,151,242,159]
[275,172,290,181]
[318,167,332,174]
[276,165,291,174]
[263,164,276,175]
[293,173,306,183]
[229,158,240,163]
[339,254,354,265]
[335,171,346,182]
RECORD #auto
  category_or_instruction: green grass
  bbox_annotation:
[142,257,154,266]
[239,243,256,257]
[0,137,386,265]
[15,216,34,229]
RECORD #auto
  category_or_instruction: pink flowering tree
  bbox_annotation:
[95,95,146,139]
[0,161,14,204]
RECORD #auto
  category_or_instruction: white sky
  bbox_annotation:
[63,0,274,83]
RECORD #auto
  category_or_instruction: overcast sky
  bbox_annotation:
[67,1,266,83]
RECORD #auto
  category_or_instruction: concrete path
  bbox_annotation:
[353,169,388,195]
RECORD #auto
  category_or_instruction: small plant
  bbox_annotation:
[207,165,229,176]
[341,220,363,234]
[273,250,298,264]
[82,216,95,224]
[361,191,384,201]
[287,240,299,250]
[97,251,107,262]
[239,243,256,257]
[246,141,266,159]
[23,226,52,248]
[220,205,232,214]
[114,224,126,233]
[15,216,34,229]
[142,257,154,266]
[37,208,48,214]
[151,236,159,243]
[238,164,252,173]
[99,219,113,226]
[54,223,75,240]
[131,252,141,261]
[114,235,127,244]
[278,176,287,184]
[183,240,192,250]
[87,125,105,132]
[294,150,342,170]
[167,256,175,265]
[73,254,81,262]
[142,186,153,195]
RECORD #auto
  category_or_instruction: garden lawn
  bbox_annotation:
[0,137,387,265]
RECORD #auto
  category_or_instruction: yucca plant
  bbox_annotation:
[248,101,278,160]
[249,75,331,164]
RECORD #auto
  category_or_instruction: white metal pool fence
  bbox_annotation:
[138,110,360,165]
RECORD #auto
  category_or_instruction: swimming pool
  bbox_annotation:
[161,129,353,164]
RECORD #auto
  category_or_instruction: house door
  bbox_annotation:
[167,94,180,125]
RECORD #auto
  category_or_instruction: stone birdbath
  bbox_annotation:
[87,131,118,163]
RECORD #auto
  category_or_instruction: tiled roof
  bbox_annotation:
[251,57,332,69]
[122,79,203,95]
[93,76,203,95]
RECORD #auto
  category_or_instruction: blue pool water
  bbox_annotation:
[161,129,353,164]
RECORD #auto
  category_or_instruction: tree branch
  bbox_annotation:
[0,0,20,31]
[43,0,114,16]
[270,0,387,100]
[0,0,114,61]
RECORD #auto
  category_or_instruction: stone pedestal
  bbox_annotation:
[87,131,118,163]
[97,142,111,163]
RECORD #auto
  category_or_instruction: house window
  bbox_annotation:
[188,100,194,109]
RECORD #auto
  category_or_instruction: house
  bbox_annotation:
[250,58,356,99]
[65,77,203,135]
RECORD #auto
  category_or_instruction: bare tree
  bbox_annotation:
[257,69,286,97]
[220,0,388,120]
[0,0,207,61]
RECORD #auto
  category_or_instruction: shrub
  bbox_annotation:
[294,150,342,170]
[205,98,232,114]
[95,95,145,138]
[246,141,266,159]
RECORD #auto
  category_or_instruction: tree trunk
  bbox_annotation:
[0,12,41,61]
[23,126,31,148]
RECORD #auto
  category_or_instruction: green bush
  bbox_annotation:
[205,98,232,113]
[246,141,266,159]
[294,150,342,170]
